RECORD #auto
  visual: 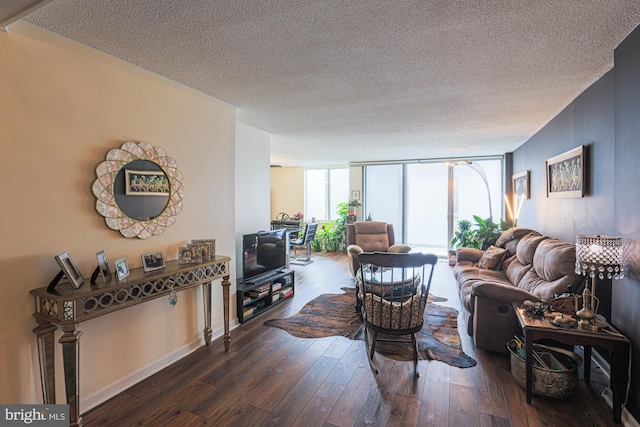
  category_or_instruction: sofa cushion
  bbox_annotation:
[532,238,577,282]
[495,227,541,248]
[514,238,583,300]
[505,258,532,287]
[353,221,389,251]
[516,234,547,265]
[478,246,507,270]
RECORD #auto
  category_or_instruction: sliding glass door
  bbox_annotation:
[364,158,503,256]
[406,163,449,252]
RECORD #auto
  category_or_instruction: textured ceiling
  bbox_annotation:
[21,1,640,166]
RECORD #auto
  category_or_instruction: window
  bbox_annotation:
[305,168,349,221]
[364,158,503,256]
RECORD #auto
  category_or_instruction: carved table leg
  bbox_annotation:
[33,320,57,404]
[60,324,83,427]
[203,282,212,345]
[222,275,230,351]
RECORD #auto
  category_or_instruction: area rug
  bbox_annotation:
[264,287,476,368]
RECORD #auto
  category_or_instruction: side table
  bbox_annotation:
[513,303,630,424]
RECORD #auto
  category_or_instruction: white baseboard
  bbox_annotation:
[80,320,239,413]
[591,350,639,427]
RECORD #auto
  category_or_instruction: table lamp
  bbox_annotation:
[575,235,625,331]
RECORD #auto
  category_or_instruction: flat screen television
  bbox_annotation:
[242,229,287,282]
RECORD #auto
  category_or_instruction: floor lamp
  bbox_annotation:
[575,235,625,331]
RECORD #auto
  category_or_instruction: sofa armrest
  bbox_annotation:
[388,244,412,253]
[456,247,485,263]
[472,281,541,304]
[347,244,363,259]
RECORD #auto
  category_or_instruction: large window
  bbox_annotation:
[364,158,503,255]
[305,168,349,221]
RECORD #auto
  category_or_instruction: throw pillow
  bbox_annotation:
[478,246,508,270]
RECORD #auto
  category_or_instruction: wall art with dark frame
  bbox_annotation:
[546,145,585,198]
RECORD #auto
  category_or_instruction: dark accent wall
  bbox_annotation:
[613,23,640,421]
[512,23,640,421]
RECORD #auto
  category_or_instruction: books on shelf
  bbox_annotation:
[280,286,293,299]
[272,283,282,292]
[243,306,256,318]
[248,290,269,299]
[272,292,280,302]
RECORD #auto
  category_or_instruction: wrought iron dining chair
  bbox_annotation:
[357,251,438,376]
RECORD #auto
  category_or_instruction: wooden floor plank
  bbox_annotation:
[290,381,346,427]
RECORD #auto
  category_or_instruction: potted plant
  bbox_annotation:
[450,219,475,249]
[347,199,361,216]
[472,215,509,250]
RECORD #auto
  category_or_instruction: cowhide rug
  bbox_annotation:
[264,287,476,368]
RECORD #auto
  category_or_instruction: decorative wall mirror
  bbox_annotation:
[92,141,184,239]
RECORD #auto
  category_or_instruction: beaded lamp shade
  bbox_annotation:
[575,235,625,280]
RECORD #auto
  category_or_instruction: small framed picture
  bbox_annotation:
[351,190,360,201]
[125,169,170,196]
[179,246,202,264]
[55,251,84,289]
[512,170,530,199]
[191,239,215,261]
[115,257,129,281]
[141,251,165,272]
[96,250,112,283]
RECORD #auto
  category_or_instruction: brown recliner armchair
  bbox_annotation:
[346,221,411,277]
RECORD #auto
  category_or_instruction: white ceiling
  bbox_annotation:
[14,1,640,166]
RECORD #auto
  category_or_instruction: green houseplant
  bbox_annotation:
[347,199,361,216]
[450,219,475,249]
[473,215,509,249]
[451,216,510,250]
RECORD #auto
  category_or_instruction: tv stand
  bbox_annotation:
[237,269,294,323]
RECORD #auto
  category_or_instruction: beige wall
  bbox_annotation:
[270,167,304,220]
[0,23,236,409]
[235,122,271,274]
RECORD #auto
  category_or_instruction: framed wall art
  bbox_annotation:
[115,257,129,281]
[546,145,585,198]
[512,170,530,199]
[125,169,170,196]
[141,251,165,272]
[54,251,84,289]
[351,190,360,201]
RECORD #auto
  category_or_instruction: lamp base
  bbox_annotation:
[578,320,602,332]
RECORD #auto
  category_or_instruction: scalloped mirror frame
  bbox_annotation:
[92,141,184,239]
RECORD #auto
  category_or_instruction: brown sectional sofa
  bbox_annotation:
[453,228,584,353]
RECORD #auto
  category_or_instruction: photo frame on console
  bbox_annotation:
[191,239,215,261]
[141,251,165,272]
[95,250,112,283]
[546,146,585,198]
[179,246,202,265]
[115,257,129,281]
[54,251,84,289]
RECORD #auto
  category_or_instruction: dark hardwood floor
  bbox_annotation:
[83,251,619,426]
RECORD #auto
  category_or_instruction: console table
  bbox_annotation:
[513,303,630,424]
[30,256,231,427]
